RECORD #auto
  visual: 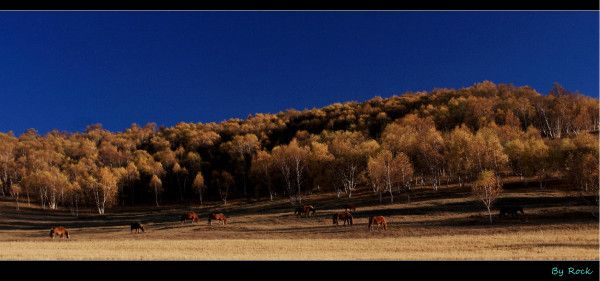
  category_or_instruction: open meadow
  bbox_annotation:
[0,181,597,260]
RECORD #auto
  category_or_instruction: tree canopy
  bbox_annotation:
[0,81,597,213]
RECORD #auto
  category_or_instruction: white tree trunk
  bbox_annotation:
[294,159,303,204]
[39,187,47,209]
[49,188,57,210]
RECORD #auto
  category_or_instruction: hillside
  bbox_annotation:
[0,81,598,214]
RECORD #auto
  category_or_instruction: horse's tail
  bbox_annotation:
[368,216,373,230]
[49,229,54,238]
[383,218,387,230]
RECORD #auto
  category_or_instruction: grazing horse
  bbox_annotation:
[130,222,145,233]
[295,205,316,218]
[294,206,304,217]
[332,211,353,226]
[499,206,525,218]
[181,211,200,224]
[368,216,387,231]
[49,226,70,239]
[343,204,357,212]
[208,213,227,225]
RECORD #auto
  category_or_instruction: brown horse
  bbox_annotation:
[208,213,227,225]
[181,211,199,224]
[343,204,357,212]
[130,222,145,233]
[49,226,70,239]
[332,211,353,226]
[295,205,316,218]
[368,216,387,231]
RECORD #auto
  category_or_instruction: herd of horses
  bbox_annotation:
[180,211,228,225]
[48,204,526,239]
[49,211,229,239]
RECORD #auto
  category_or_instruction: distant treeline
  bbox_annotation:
[0,81,598,214]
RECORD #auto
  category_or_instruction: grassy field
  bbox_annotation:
[0,181,598,260]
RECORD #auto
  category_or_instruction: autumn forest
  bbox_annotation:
[0,81,598,215]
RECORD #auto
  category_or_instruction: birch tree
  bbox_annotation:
[251,150,276,201]
[10,183,21,211]
[192,172,205,205]
[271,139,309,204]
[327,131,379,198]
[221,134,259,197]
[367,149,414,203]
[472,170,502,224]
[149,174,163,207]
[94,167,119,214]
[211,170,234,205]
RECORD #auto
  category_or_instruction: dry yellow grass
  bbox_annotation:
[0,188,597,260]
[0,228,597,260]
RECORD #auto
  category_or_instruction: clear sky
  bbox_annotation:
[0,12,597,135]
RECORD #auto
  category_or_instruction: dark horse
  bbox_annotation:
[49,226,70,239]
[294,206,304,217]
[332,211,353,226]
[294,205,316,218]
[208,213,227,225]
[343,204,357,212]
[368,216,387,231]
[130,222,145,233]
[181,211,200,224]
[499,206,525,218]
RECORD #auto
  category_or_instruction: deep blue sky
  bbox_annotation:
[0,12,597,135]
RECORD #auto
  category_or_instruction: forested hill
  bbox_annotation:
[0,81,598,214]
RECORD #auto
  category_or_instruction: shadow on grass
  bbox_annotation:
[0,187,596,232]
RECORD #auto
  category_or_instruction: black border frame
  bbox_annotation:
[0,1,598,279]
[6,261,599,280]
